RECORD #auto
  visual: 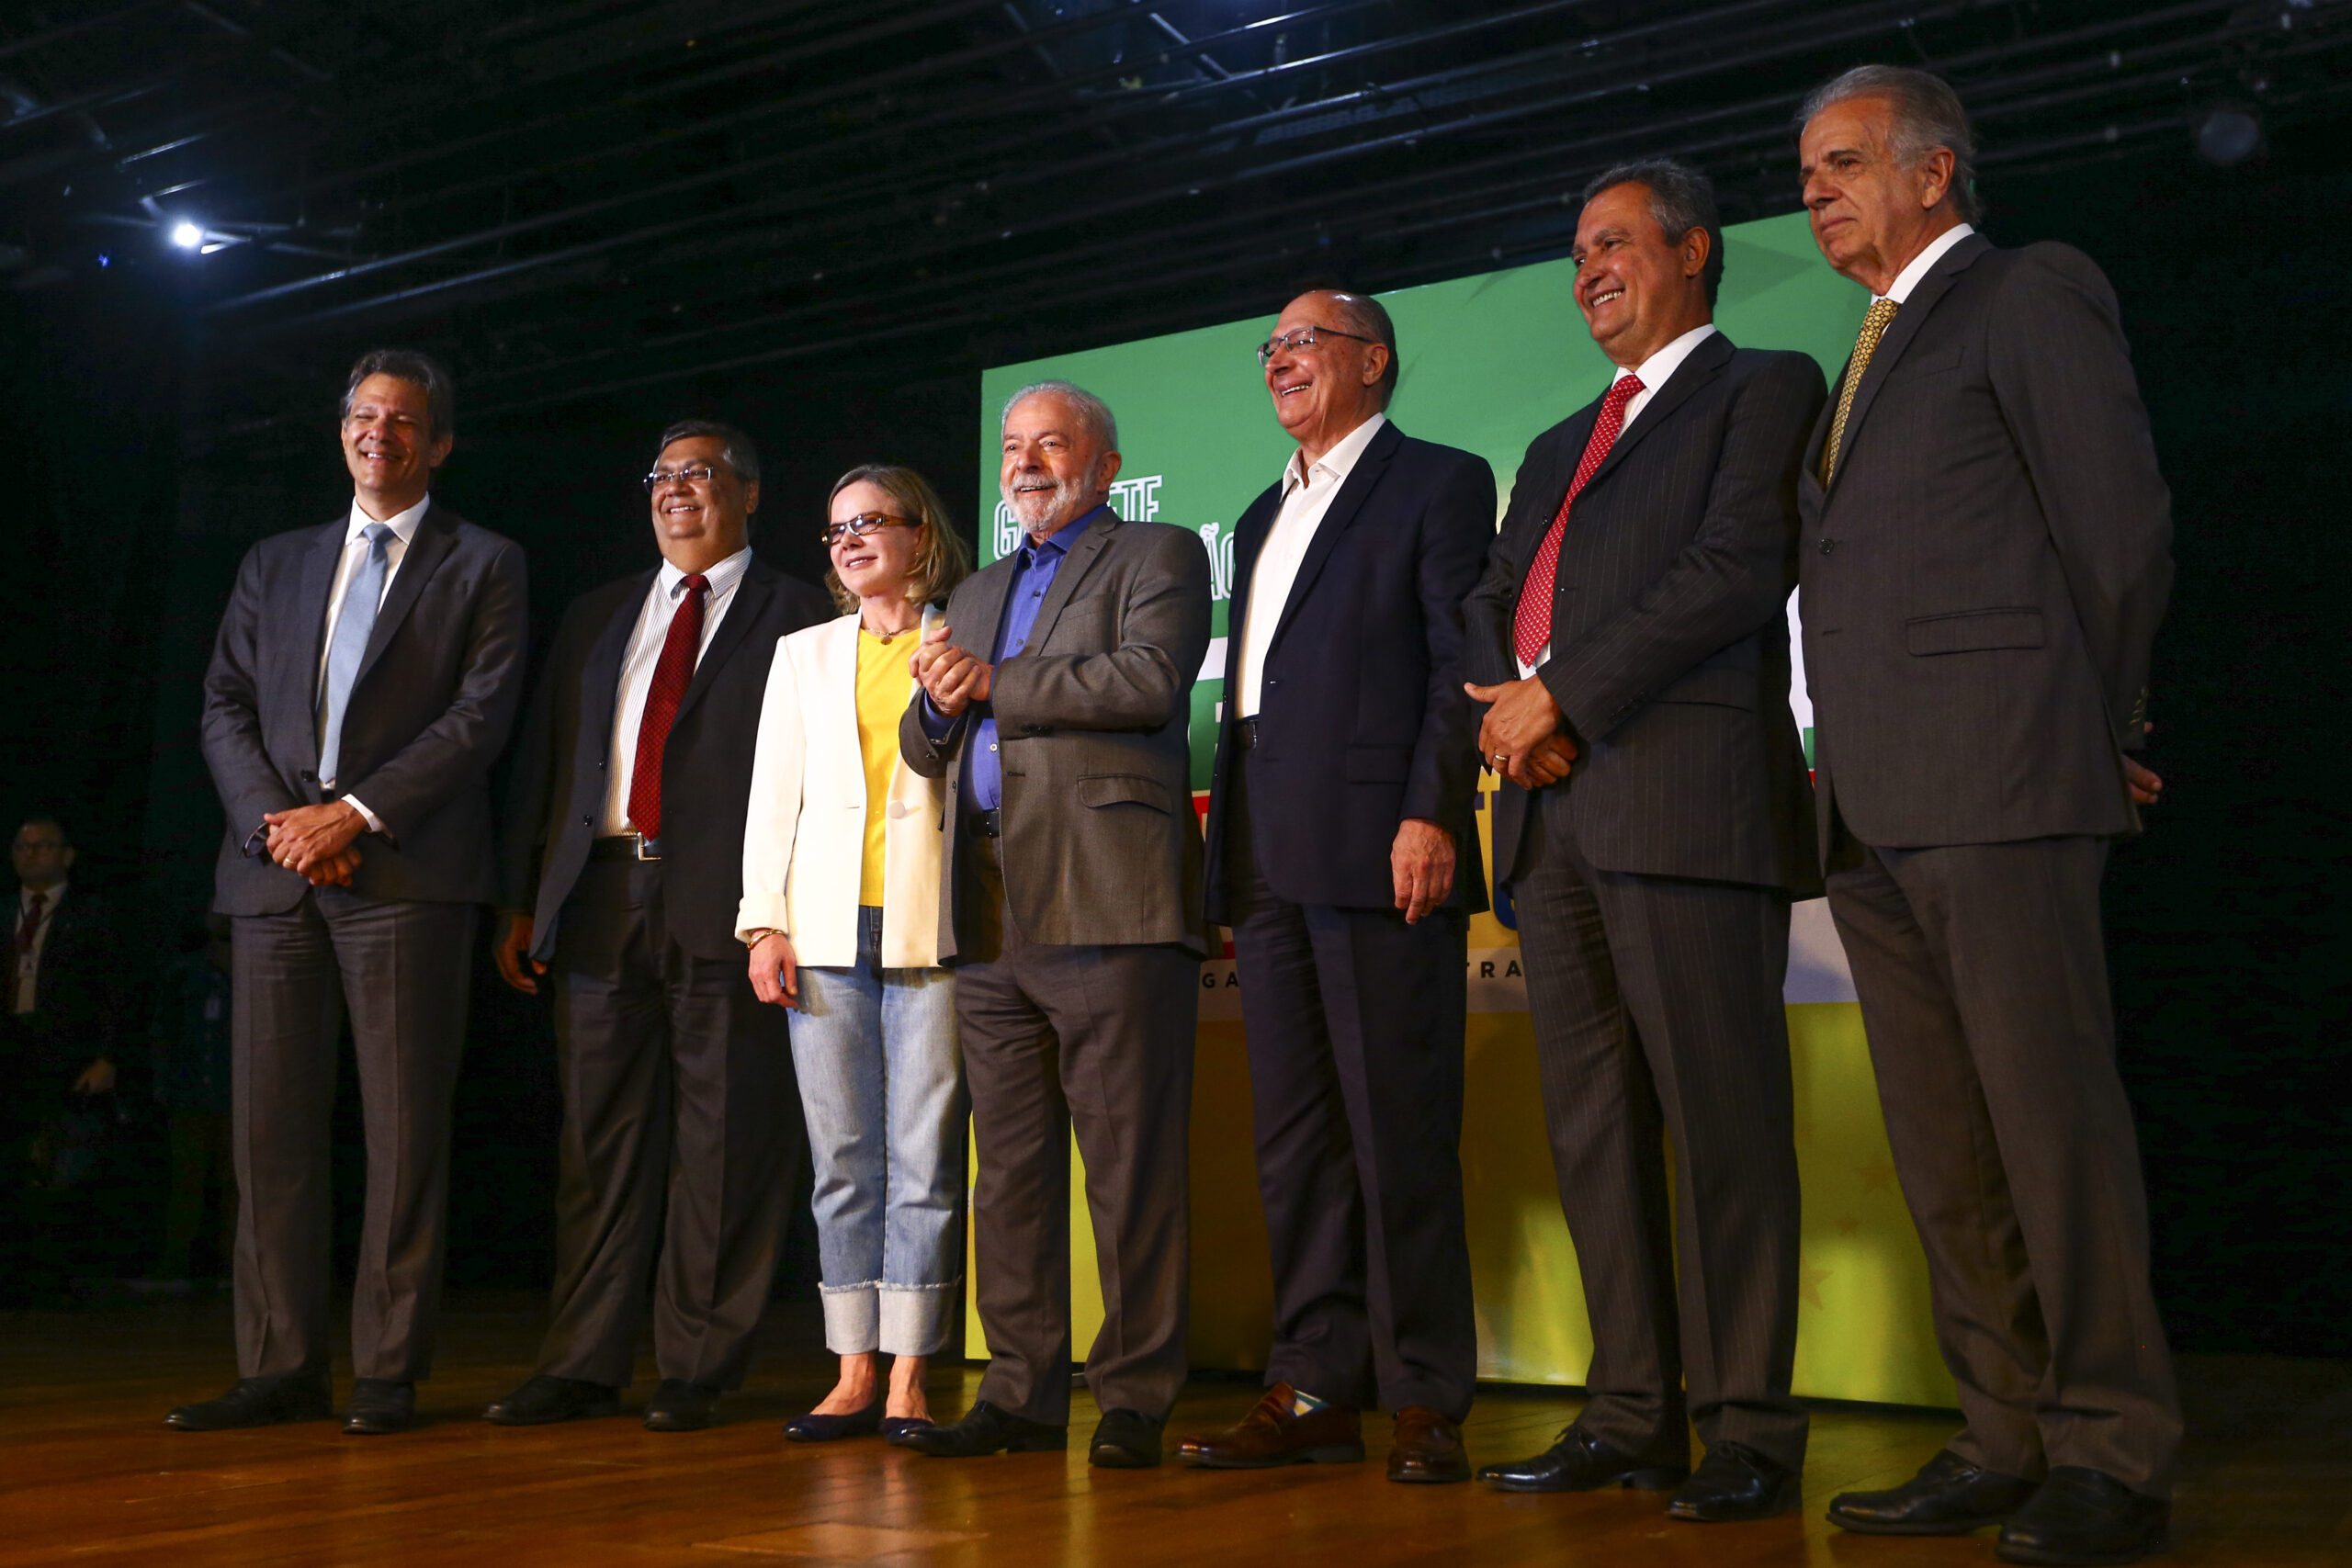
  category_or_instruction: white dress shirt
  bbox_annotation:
[1518,324,1719,677]
[14,881,64,1014]
[316,494,432,827]
[1881,221,1975,305]
[1235,412,1388,718]
[601,547,754,836]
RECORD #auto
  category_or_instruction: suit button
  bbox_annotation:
[1818,538,1837,555]
[580,815,593,827]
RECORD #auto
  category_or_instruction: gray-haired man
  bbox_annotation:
[899,380,1212,1469]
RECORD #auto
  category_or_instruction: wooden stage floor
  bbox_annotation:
[0,1291,2344,1566]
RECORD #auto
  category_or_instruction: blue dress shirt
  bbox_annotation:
[924,505,1108,813]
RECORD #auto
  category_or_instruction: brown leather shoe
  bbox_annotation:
[1388,1406,1471,1483]
[1177,1384,1365,1469]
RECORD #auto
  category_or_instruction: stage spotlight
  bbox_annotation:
[2194,106,2263,167]
[170,220,204,249]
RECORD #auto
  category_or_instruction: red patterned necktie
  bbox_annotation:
[14,891,45,961]
[1513,373,1645,670]
[626,573,709,841]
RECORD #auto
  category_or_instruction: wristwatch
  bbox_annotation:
[741,928,776,948]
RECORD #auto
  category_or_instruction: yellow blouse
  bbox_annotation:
[854,626,916,906]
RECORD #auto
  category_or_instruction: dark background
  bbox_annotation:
[1,0,2346,1354]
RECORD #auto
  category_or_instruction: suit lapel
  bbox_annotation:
[1221,483,1285,670]
[284,519,347,758]
[354,504,455,689]
[958,550,1018,664]
[1577,332,1733,496]
[581,570,654,761]
[1271,419,1402,647]
[1825,232,1990,493]
[1023,512,1116,649]
[674,565,769,726]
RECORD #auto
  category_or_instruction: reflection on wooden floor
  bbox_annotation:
[0,1292,2343,1565]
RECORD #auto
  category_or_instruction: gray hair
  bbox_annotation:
[1316,290,1399,407]
[1799,64,1981,223]
[656,417,761,486]
[1001,379,1119,454]
[1580,159,1725,307]
[342,348,456,444]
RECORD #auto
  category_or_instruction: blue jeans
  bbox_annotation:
[788,906,966,1355]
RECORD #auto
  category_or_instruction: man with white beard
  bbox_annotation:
[896,380,1213,1469]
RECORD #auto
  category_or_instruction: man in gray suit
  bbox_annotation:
[1793,67,2178,1566]
[898,379,1211,1469]
[176,350,529,1437]
[1462,160,1826,1524]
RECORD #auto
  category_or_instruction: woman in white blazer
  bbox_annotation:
[740,465,972,1443]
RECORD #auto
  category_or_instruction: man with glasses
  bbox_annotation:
[488,419,829,1433]
[180,350,528,1435]
[1179,291,1494,1483]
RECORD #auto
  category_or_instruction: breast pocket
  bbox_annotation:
[1049,602,1114,651]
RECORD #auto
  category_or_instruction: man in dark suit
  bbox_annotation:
[485,420,828,1433]
[1176,290,1492,1484]
[897,380,1211,1469]
[178,349,529,1437]
[1461,161,1826,1524]
[1792,68,2178,1566]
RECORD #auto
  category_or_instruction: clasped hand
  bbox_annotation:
[1464,675,1578,791]
[910,624,992,716]
[264,801,367,886]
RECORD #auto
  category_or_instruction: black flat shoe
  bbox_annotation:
[1830,1448,2038,1535]
[1477,1423,1689,1493]
[899,1400,1068,1458]
[482,1374,623,1427]
[881,1416,937,1446]
[343,1379,415,1436]
[1089,1408,1165,1470]
[1668,1440,1801,1523]
[1996,1468,2168,1565]
[166,1373,334,1432]
[643,1378,722,1432]
[785,1400,884,1442]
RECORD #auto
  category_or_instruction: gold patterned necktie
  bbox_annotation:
[1820,297,1899,485]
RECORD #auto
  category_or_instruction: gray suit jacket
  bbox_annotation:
[1798,233,2175,850]
[1465,333,1825,895]
[899,514,1213,959]
[200,502,530,914]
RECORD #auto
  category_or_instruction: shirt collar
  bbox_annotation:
[1020,503,1109,563]
[1611,323,1718,395]
[1283,411,1388,497]
[1879,221,1976,305]
[21,880,65,909]
[346,493,431,544]
[657,544,753,599]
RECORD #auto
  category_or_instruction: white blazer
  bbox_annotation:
[737,607,947,969]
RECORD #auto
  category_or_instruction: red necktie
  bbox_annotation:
[14,892,45,961]
[626,573,709,842]
[1513,373,1645,671]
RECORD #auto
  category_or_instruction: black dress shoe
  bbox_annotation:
[1478,1423,1689,1493]
[785,1400,883,1442]
[1668,1440,1801,1522]
[166,1373,334,1431]
[1996,1468,2168,1565]
[1090,1408,1164,1469]
[899,1400,1069,1458]
[643,1379,722,1432]
[881,1416,937,1446]
[344,1379,415,1436]
[1830,1448,2039,1535]
[482,1375,622,1427]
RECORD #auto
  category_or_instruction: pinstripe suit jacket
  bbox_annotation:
[1464,332,1824,895]
[1796,234,2174,850]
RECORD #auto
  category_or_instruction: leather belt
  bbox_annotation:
[962,807,1003,839]
[590,834,662,862]
[1236,716,1261,750]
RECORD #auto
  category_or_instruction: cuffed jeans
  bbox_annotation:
[788,906,966,1356]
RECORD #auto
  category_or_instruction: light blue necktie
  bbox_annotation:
[317,522,393,788]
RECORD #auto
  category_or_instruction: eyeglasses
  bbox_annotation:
[643,463,724,491]
[820,512,916,547]
[1255,325,1376,367]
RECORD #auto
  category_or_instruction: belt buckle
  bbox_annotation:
[634,835,662,862]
